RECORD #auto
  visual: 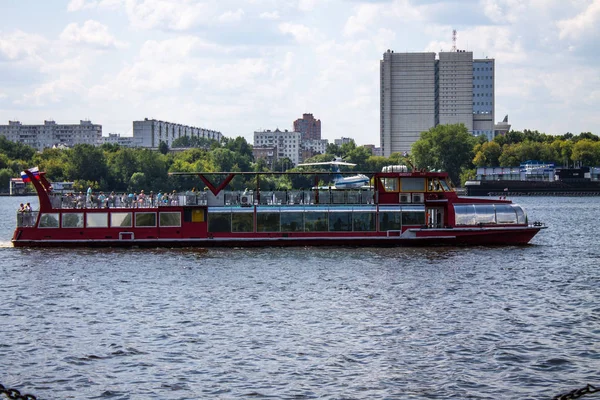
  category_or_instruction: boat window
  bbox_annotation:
[136,212,157,227]
[379,211,402,231]
[495,204,518,224]
[454,205,476,225]
[111,212,132,228]
[305,211,328,231]
[381,178,398,192]
[329,211,352,231]
[87,213,108,228]
[208,212,231,232]
[62,213,84,228]
[232,212,253,232]
[475,204,495,224]
[401,178,425,192]
[439,180,451,191]
[353,212,376,231]
[402,210,425,225]
[428,178,444,192]
[281,212,304,232]
[257,212,280,232]
[39,213,59,228]
[159,212,181,227]
[511,204,526,224]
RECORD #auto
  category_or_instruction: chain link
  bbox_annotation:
[553,384,599,400]
[0,384,37,400]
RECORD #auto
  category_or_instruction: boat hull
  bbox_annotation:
[12,226,544,248]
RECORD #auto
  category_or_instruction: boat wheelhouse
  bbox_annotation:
[12,168,545,247]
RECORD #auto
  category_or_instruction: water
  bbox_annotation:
[1,196,599,399]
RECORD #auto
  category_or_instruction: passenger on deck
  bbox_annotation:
[86,186,92,205]
[77,192,85,208]
[98,192,106,208]
[18,203,25,213]
[138,190,146,207]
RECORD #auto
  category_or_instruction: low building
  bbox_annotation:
[0,120,102,151]
[334,137,354,146]
[102,133,139,147]
[133,118,222,148]
[252,146,277,168]
[253,129,301,166]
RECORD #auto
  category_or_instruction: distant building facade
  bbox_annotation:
[494,115,511,136]
[252,146,277,168]
[0,120,102,151]
[380,50,496,156]
[334,137,354,146]
[102,133,139,147]
[293,113,321,141]
[133,118,222,148]
[253,129,301,166]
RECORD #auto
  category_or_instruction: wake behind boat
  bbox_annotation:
[12,167,546,247]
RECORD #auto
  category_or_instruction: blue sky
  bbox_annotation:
[0,0,598,146]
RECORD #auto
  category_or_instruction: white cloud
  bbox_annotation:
[60,20,126,49]
[558,0,600,40]
[298,0,319,12]
[0,30,47,61]
[67,0,124,11]
[259,11,280,20]
[343,4,381,37]
[123,0,216,31]
[278,22,316,44]
[218,8,245,23]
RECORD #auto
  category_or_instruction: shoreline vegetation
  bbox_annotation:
[1,124,598,194]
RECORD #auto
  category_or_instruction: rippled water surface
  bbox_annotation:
[1,196,599,399]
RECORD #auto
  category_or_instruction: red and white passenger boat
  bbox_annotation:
[12,167,546,247]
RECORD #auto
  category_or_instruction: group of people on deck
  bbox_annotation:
[56,188,181,209]
[18,202,34,226]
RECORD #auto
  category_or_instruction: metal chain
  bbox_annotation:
[0,384,37,400]
[553,384,599,400]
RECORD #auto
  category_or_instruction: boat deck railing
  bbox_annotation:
[47,189,376,209]
[16,211,39,227]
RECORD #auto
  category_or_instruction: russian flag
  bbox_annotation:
[20,167,40,183]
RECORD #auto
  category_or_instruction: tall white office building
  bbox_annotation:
[0,120,102,151]
[380,50,495,156]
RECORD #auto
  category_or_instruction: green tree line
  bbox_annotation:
[1,124,598,192]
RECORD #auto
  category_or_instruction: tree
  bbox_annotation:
[345,146,371,169]
[473,141,502,167]
[158,141,169,155]
[0,168,13,193]
[411,123,476,184]
[64,144,108,184]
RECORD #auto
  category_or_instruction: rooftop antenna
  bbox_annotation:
[452,29,457,52]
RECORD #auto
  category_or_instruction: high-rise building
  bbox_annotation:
[293,113,321,141]
[380,50,495,156]
[0,120,102,151]
[133,118,222,148]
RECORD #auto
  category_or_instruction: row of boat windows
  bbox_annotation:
[380,177,450,193]
[38,212,182,228]
[207,210,425,233]
[453,204,526,225]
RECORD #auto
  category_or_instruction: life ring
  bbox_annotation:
[427,193,438,200]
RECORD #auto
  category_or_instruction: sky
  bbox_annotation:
[0,0,598,146]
